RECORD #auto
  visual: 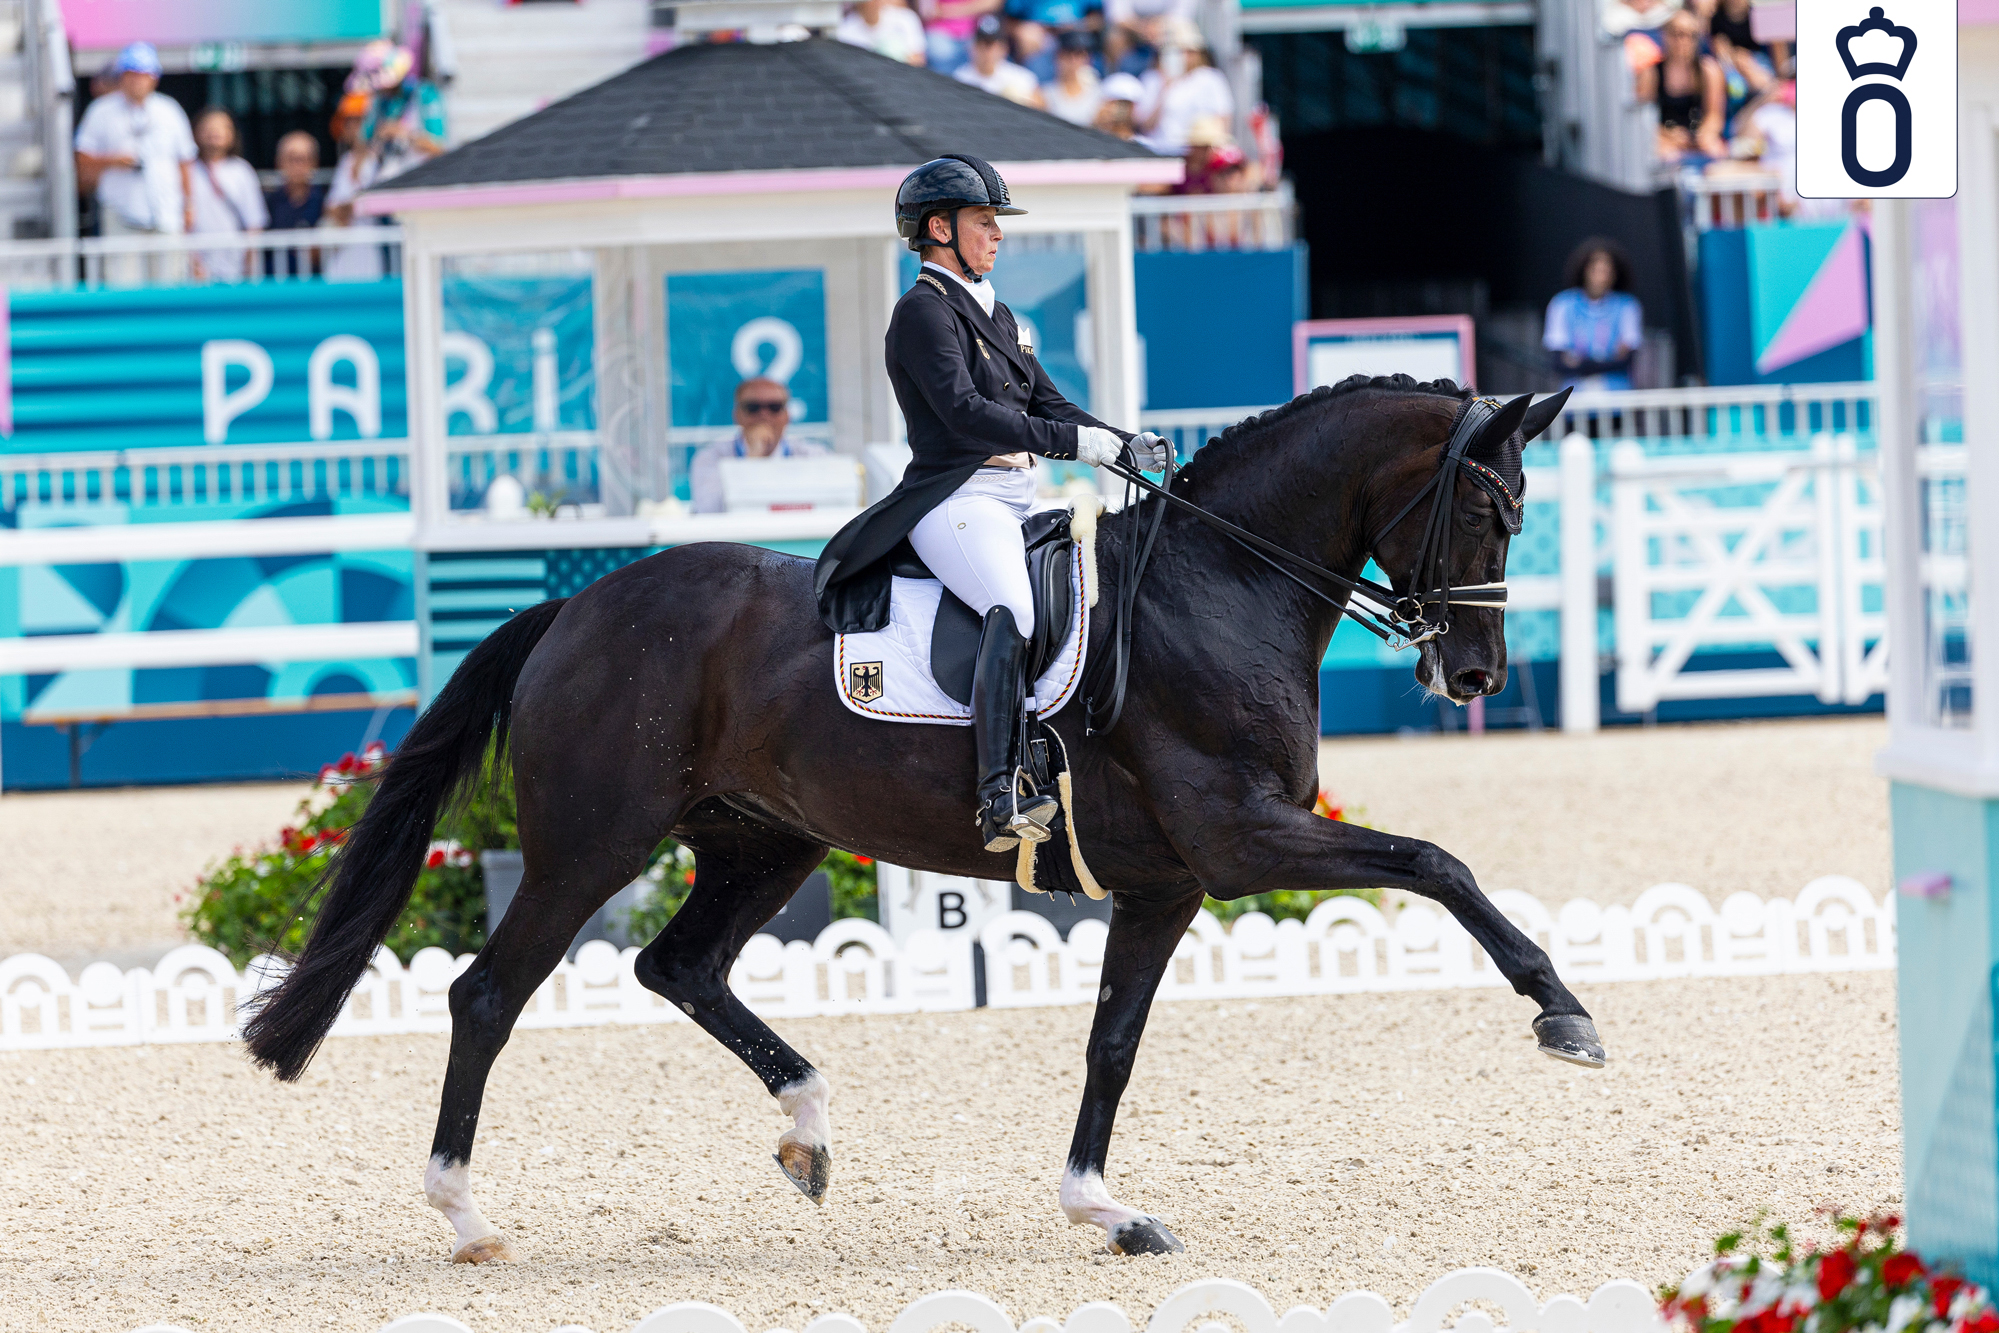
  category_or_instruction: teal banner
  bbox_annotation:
[666,269,829,428]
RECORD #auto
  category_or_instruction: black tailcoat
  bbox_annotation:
[813,269,1128,633]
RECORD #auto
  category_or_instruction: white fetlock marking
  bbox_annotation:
[424,1154,498,1250]
[1059,1167,1148,1233]
[775,1071,832,1150]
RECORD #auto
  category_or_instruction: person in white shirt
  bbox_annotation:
[72,43,196,286]
[1135,20,1234,155]
[836,0,928,64]
[322,90,386,282]
[1042,31,1103,125]
[187,108,268,282]
[954,15,1044,106]
[688,378,831,514]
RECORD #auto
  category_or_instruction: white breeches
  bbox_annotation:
[908,466,1038,638]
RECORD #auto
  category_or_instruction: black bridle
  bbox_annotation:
[1082,396,1515,736]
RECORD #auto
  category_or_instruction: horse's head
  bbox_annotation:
[1369,389,1570,704]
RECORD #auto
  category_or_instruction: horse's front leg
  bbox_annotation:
[1191,801,1605,1067]
[1060,891,1205,1255]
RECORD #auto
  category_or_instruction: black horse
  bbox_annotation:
[243,373,1603,1263]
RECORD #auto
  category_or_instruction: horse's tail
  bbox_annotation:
[241,597,570,1082]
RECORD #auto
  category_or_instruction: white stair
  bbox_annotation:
[431,0,653,146]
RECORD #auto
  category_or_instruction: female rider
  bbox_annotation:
[815,154,1173,853]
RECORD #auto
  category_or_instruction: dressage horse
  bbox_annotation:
[243,373,1604,1262]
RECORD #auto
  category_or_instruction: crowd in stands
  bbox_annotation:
[74,38,445,283]
[835,0,1274,195]
[1609,0,1838,217]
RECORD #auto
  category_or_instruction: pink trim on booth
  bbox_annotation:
[1966,0,1999,24]
[358,158,1183,215]
[1292,315,1479,396]
[1754,0,1999,34]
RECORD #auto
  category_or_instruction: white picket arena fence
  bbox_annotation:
[0,879,1892,1052]
[125,1271,1665,1333]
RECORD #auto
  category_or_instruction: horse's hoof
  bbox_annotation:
[774,1141,831,1205]
[1534,1013,1606,1068]
[1108,1216,1184,1255]
[452,1233,516,1265]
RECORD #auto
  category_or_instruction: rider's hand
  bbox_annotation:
[1127,431,1174,472]
[1075,426,1123,467]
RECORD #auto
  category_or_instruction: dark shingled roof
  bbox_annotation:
[373,37,1161,193]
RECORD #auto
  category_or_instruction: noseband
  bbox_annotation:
[1083,396,1516,734]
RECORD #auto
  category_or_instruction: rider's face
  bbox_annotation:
[931,206,1003,276]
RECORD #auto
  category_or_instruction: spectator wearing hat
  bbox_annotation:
[1544,238,1643,391]
[352,40,446,185]
[1135,19,1233,155]
[72,42,196,285]
[1173,114,1231,193]
[1043,31,1104,125]
[919,0,1003,73]
[324,90,386,281]
[1006,0,1103,81]
[836,0,928,64]
[1094,71,1144,139]
[955,16,1044,106]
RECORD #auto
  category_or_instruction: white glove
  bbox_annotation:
[1128,431,1174,472]
[1075,426,1123,467]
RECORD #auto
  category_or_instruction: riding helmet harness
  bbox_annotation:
[1083,395,1526,736]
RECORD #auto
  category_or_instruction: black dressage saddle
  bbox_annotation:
[886,507,1076,707]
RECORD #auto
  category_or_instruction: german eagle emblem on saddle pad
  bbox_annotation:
[834,526,1092,726]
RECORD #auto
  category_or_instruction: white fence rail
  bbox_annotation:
[0,880,1892,1052]
[1130,183,1296,253]
[0,224,406,289]
[122,1272,1665,1333]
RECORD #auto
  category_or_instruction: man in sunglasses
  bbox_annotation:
[689,377,830,513]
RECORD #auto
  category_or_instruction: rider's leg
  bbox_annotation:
[909,469,1054,849]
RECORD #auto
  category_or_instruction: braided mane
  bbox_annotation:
[1172,373,1470,492]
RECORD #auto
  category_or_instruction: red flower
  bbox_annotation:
[1966,1309,1999,1333]
[1819,1250,1857,1301]
[1933,1276,1966,1316]
[1884,1253,1925,1287]
[337,752,359,773]
[1879,1215,1903,1233]
[322,828,347,845]
[854,856,874,866]
[425,849,446,869]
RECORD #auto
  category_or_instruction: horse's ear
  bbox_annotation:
[1519,386,1573,442]
[1472,394,1532,457]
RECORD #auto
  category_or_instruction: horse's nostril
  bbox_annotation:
[1452,668,1491,696]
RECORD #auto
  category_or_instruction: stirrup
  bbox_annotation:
[1007,772,1059,844]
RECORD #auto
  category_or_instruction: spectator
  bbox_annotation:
[1043,31,1103,126]
[1135,20,1233,155]
[324,91,385,282]
[1705,0,1775,117]
[1094,71,1143,139]
[72,42,195,286]
[836,0,928,64]
[1173,114,1230,193]
[1006,0,1103,81]
[689,379,830,515]
[1104,0,1190,75]
[187,108,266,282]
[1601,0,1677,36]
[955,15,1043,106]
[919,0,1002,73]
[1636,9,1726,162]
[346,41,445,188]
[265,130,326,277]
[1544,239,1643,391]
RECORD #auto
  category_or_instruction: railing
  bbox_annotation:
[1130,182,1294,252]
[1683,172,1788,231]
[0,438,413,512]
[0,224,405,289]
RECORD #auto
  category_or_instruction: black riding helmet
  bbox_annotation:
[894,154,1026,284]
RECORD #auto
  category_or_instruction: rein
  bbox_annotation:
[1082,396,1512,737]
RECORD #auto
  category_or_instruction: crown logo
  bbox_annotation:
[1837,6,1917,81]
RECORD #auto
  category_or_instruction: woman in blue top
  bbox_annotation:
[1543,238,1643,391]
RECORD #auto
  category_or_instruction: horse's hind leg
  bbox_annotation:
[425,837,650,1263]
[632,805,833,1203]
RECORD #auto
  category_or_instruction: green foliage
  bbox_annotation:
[621,847,879,948]
[179,745,490,967]
[1203,791,1380,924]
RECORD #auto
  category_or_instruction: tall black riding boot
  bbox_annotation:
[973,606,1060,852]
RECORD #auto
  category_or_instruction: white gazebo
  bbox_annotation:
[1869,19,1999,1286]
[361,36,1177,551]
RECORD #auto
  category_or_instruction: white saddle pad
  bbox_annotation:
[834,547,1088,726]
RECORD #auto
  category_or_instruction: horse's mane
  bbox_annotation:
[1171,373,1471,492]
